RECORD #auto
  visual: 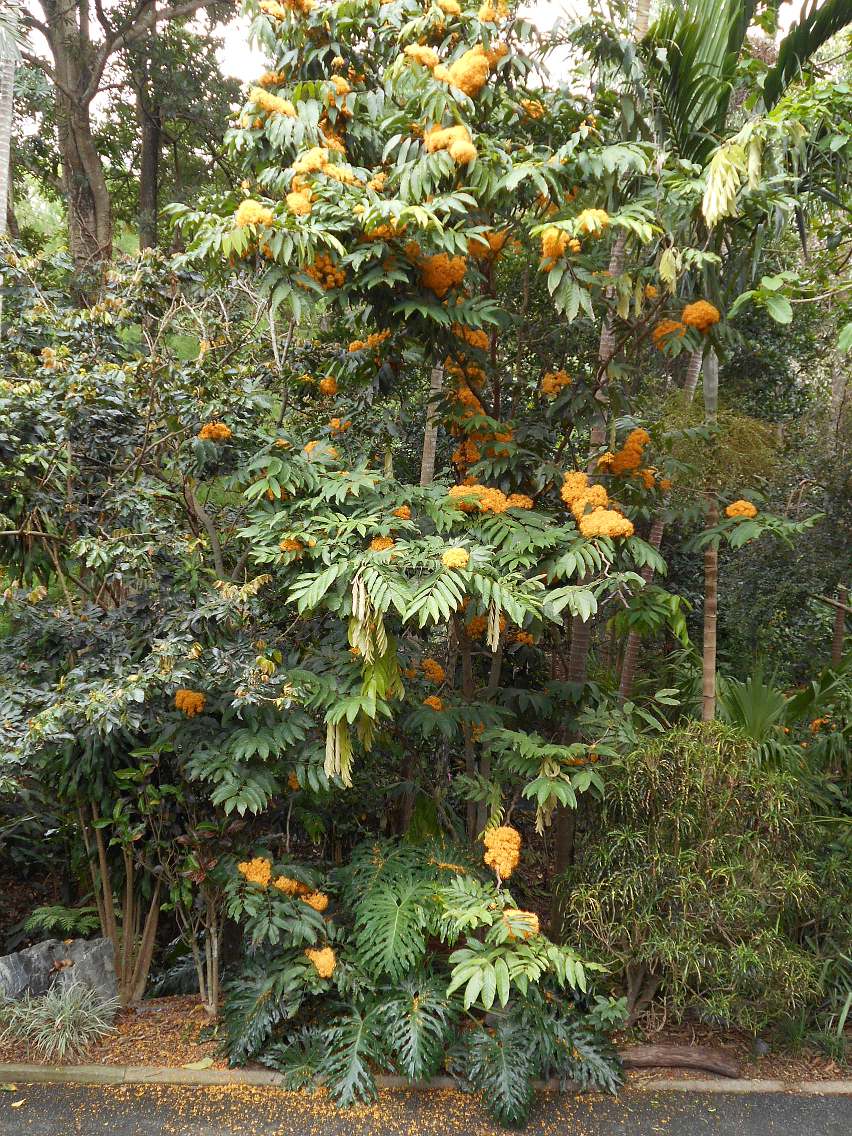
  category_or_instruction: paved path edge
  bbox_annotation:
[0,1064,850,1095]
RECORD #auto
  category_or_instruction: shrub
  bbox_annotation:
[564,721,824,1031]
[222,839,623,1125]
[0,982,119,1062]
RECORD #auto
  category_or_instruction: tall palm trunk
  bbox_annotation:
[701,350,719,721]
[634,0,652,39]
[0,56,14,239]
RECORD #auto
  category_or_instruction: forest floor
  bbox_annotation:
[0,995,846,1085]
[0,1083,850,1136]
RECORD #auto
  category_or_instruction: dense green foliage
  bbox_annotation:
[1,0,850,1124]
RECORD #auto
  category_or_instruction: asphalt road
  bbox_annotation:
[0,1084,849,1135]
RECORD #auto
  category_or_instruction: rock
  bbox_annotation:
[0,938,116,1002]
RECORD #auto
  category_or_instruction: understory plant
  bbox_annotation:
[564,721,830,1032]
[0,982,119,1062]
[222,836,623,1126]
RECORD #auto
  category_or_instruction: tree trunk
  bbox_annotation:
[57,99,112,270]
[633,0,652,40]
[40,2,113,272]
[136,21,160,249]
[589,231,628,448]
[0,57,14,239]
[701,351,719,721]
[419,365,444,486]
[137,94,161,249]
[832,584,847,667]
[618,516,665,701]
[682,348,704,402]
[702,495,719,722]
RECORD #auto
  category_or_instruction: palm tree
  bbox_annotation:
[617,0,852,712]
[0,1,23,239]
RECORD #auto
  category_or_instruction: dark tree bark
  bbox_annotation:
[135,21,161,249]
[24,0,223,272]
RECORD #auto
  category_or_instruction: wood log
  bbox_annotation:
[618,1044,742,1078]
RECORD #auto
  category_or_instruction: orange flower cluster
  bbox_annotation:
[513,630,535,646]
[478,1,509,19]
[652,319,685,349]
[175,689,206,717]
[560,471,634,539]
[319,376,338,396]
[302,891,330,913]
[235,200,275,228]
[392,504,411,519]
[577,509,634,539]
[575,208,609,236]
[597,427,651,476]
[441,547,470,570]
[273,875,310,896]
[725,499,758,519]
[682,300,721,333]
[452,323,490,351]
[286,175,313,216]
[434,45,491,98]
[468,230,508,260]
[279,538,303,553]
[348,330,391,352]
[483,825,521,879]
[329,418,352,433]
[304,946,336,978]
[303,442,339,463]
[520,98,545,119]
[257,70,289,87]
[292,146,327,174]
[369,536,395,552]
[306,253,345,290]
[249,86,296,117]
[422,658,446,683]
[288,771,301,791]
[260,0,314,17]
[466,614,488,638]
[420,253,467,297]
[447,484,532,513]
[424,123,477,165]
[238,857,272,887]
[403,44,441,69]
[540,369,572,399]
[501,908,540,939]
[198,421,232,442]
[423,695,444,711]
[326,74,351,113]
[540,225,570,263]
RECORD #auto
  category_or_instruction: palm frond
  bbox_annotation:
[646,0,752,161]
[762,0,852,110]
